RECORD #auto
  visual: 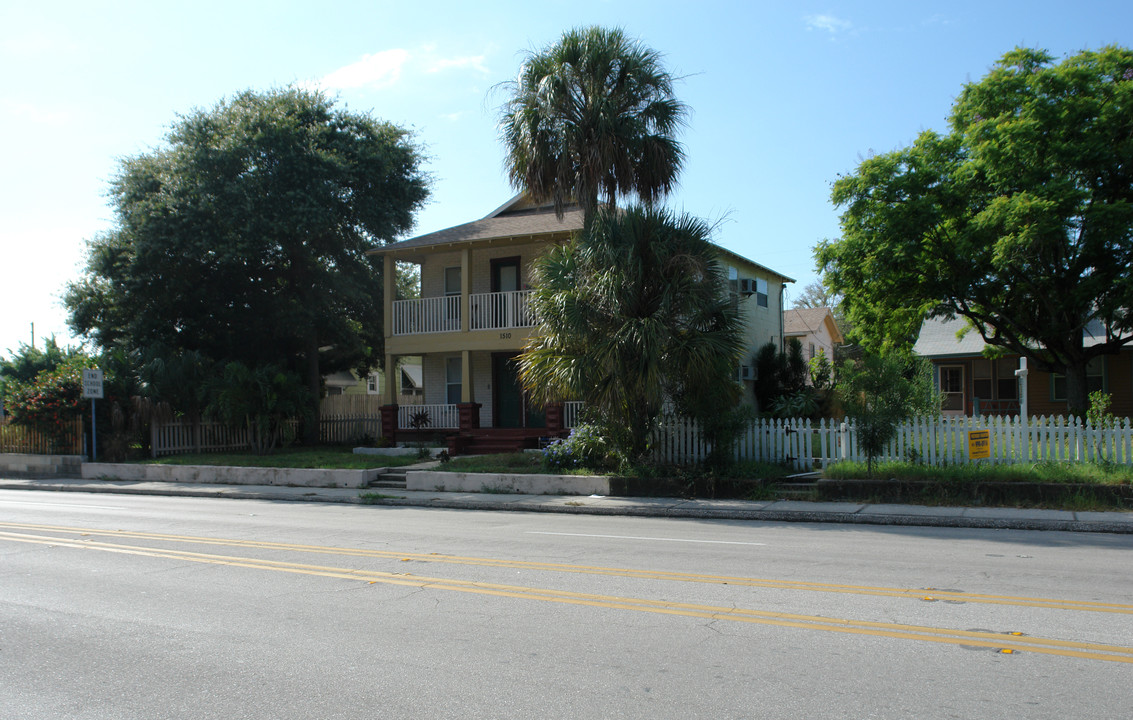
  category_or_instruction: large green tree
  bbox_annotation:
[518,206,744,460]
[499,26,687,219]
[66,88,429,438]
[817,47,1133,413]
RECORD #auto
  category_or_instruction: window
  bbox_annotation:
[940,365,964,412]
[1051,357,1105,401]
[443,267,461,329]
[445,357,462,405]
[366,373,380,395]
[444,267,461,296]
[755,278,769,308]
[996,360,1019,400]
[972,359,992,400]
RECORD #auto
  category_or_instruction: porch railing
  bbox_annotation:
[391,295,461,335]
[563,401,584,429]
[470,290,535,330]
[398,404,459,430]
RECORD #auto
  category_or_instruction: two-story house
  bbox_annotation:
[371,194,793,453]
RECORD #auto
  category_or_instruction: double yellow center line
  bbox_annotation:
[2,521,1131,664]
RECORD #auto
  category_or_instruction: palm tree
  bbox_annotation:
[499,26,687,219]
[518,206,743,460]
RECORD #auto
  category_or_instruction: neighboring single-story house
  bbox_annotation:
[913,316,1133,417]
[323,358,423,405]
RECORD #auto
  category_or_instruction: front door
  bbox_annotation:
[491,257,521,328]
[940,365,965,415]
[492,354,545,429]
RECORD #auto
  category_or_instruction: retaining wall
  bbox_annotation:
[0,453,84,478]
[82,463,378,488]
[407,470,610,495]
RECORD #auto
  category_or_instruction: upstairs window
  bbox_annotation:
[755,278,769,308]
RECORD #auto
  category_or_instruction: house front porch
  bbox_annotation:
[377,347,581,453]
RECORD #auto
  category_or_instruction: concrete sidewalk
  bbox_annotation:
[2,474,1132,534]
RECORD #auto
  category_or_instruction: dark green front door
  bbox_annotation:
[493,355,545,429]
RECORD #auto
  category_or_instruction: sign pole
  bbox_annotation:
[91,398,97,462]
[82,369,104,462]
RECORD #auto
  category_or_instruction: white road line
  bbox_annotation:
[0,500,127,510]
[526,531,766,546]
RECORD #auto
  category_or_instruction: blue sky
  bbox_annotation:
[2,0,1130,355]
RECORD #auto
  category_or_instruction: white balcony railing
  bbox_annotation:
[563,401,584,429]
[470,290,535,330]
[398,404,459,430]
[392,295,460,335]
[391,291,536,336]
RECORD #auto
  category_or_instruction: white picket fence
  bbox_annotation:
[652,414,1133,470]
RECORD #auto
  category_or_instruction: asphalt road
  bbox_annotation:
[1,489,1131,719]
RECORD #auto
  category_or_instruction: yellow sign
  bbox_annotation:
[968,429,991,459]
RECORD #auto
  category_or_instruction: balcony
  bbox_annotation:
[391,290,536,336]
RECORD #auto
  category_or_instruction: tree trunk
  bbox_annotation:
[1064,361,1090,419]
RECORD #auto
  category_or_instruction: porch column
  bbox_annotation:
[545,402,565,436]
[460,247,471,333]
[457,349,480,430]
[381,351,398,443]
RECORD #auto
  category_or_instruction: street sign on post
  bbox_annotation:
[82,369,104,399]
[82,369,104,461]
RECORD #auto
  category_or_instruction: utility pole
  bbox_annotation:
[30,322,35,349]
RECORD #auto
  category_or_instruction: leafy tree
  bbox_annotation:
[817,46,1133,415]
[499,26,687,219]
[518,205,743,461]
[837,353,939,475]
[1,338,83,389]
[65,88,430,441]
[752,339,811,417]
[206,362,309,454]
[791,281,839,311]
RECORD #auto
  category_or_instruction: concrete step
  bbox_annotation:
[367,468,408,489]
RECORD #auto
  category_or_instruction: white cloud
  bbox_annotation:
[440,111,464,122]
[427,54,489,75]
[316,49,410,90]
[804,14,853,34]
[3,99,69,126]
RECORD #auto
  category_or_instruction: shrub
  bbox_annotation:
[542,423,612,471]
[2,356,88,450]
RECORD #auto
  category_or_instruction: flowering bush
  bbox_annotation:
[542,423,611,471]
[3,358,87,449]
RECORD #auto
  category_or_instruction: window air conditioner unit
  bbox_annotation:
[738,278,755,295]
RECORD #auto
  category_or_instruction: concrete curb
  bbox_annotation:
[2,477,1131,534]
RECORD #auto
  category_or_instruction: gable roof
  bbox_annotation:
[372,194,584,256]
[914,316,1112,358]
[783,307,843,344]
[374,193,794,284]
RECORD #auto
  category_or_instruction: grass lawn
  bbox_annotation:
[823,460,1133,485]
[145,446,422,470]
